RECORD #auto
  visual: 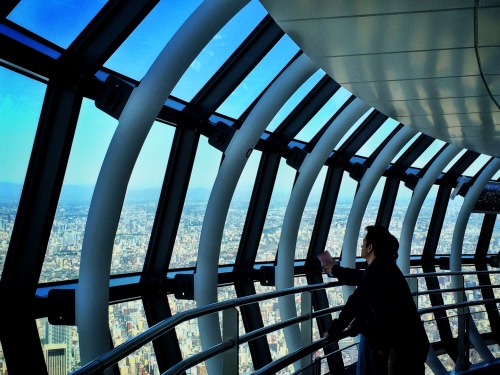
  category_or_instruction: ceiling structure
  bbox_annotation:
[261,0,500,156]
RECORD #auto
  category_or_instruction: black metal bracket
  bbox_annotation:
[173,274,195,300]
[94,75,135,120]
[207,121,236,152]
[259,266,275,286]
[404,173,420,190]
[285,146,308,170]
[47,289,76,325]
[348,162,367,182]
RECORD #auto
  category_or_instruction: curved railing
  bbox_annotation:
[70,269,500,375]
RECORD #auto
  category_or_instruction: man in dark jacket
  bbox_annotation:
[323,225,429,375]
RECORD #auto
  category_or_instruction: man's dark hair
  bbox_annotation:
[365,225,399,260]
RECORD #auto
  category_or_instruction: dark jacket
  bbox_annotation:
[328,257,429,362]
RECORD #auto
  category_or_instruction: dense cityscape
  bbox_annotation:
[0,187,499,374]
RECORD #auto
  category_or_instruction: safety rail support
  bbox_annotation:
[300,291,313,374]
[222,307,239,375]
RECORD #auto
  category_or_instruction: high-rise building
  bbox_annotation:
[44,344,67,375]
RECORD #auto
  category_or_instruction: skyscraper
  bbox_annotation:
[44,343,67,375]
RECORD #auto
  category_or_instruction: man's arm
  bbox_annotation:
[331,264,363,285]
[318,250,363,285]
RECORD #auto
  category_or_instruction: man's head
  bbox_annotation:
[362,225,399,262]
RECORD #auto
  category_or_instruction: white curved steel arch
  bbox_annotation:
[341,126,417,281]
[195,53,318,373]
[450,158,500,367]
[76,0,249,365]
[275,98,369,363]
[398,144,461,273]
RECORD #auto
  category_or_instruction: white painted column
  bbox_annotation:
[275,99,369,363]
[195,53,317,374]
[76,0,249,365]
[341,126,417,285]
[450,158,500,366]
[398,144,461,272]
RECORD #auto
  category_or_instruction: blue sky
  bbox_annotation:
[1,0,491,201]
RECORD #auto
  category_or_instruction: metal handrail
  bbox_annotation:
[70,270,500,375]
[70,281,338,375]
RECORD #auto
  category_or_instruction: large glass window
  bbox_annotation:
[111,122,173,275]
[8,0,106,49]
[410,139,446,169]
[171,138,221,268]
[489,216,500,254]
[462,213,484,255]
[358,177,386,255]
[256,159,295,262]
[219,150,261,265]
[295,167,327,259]
[462,154,492,177]
[104,0,203,81]
[37,317,81,373]
[412,185,438,255]
[356,118,399,157]
[294,87,351,142]
[266,71,325,133]
[389,181,413,240]
[0,342,5,373]
[109,300,159,375]
[327,172,357,258]
[216,35,299,119]
[334,108,374,151]
[41,99,117,282]
[436,194,465,255]
[172,0,267,102]
[0,67,45,277]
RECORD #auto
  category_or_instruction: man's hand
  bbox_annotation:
[318,251,338,276]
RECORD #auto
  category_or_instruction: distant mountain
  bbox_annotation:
[0,182,22,203]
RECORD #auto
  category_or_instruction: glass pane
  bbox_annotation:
[462,213,484,255]
[0,67,45,277]
[41,100,116,282]
[356,118,399,157]
[295,167,326,259]
[0,341,5,373]
[412,185,438,255]
[266,71,325,133]
[359,178,386,256]
[294,87,351,142]
[111,122,174,275]
[411,139,446,169]
[391,132,420,163]
[109,300,160,375]
[8,0,106,49]
[436,194,464,255]
[256,159,295,262]
[104,0,203,81]
[442,149,467,173]
[219,150,260,265]
[171,138,221,268]
[462,154,492,177]
[216,35,299,119]
[327,172,357,258]
[172,0,267,102]
[389,181,413,241]
[38,317,81,373]
[334,108,374,151]
[490,217,500,255]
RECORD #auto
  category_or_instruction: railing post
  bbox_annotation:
[222,307,239,375]
[300,291,312,374]
[455,274,469,372]
[407,275,419,309]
